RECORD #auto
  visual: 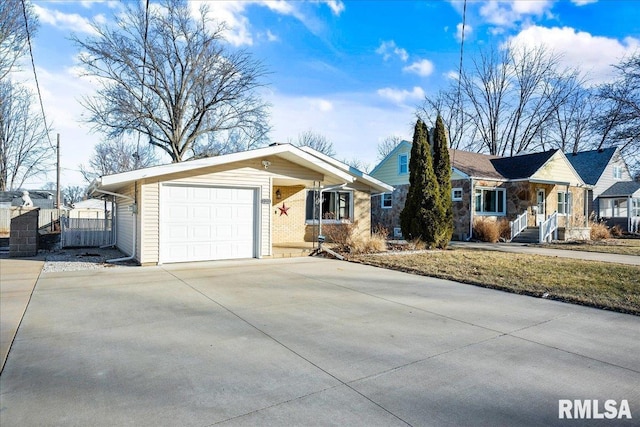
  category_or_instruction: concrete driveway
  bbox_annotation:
[1,257,638,426]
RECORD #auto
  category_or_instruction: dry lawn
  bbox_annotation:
[354,249,640,315]
[538,238,640,256]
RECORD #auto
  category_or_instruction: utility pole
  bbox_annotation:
[56,133,61,209]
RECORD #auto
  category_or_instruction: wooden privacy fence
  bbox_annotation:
[61,217,113,248]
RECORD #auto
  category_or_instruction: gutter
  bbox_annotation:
[92,188,137,264]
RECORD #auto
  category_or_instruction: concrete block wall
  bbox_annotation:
[10,208,39,257]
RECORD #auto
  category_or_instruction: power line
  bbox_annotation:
[453,0,467,163]
[20,0,54,151]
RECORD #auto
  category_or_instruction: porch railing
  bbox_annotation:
[509,211,528,242]
[539,211,558,243]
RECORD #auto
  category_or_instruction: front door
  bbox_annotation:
[536,189,546,224]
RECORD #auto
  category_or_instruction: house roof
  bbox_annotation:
[599,181,640,198]
[449,149,560,181]
[565,147,618,185]
[449,149,503,180]
[72,198,113,210]
[91,143,393,195]
[0,190,54,203]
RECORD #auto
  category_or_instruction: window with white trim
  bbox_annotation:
[305,190,353,221]
[452,188,463,201]
[613,165,622,180]
[557,192,572,215]
[633,198,640,217]
[474,188,506,215]
[381,193,392,209]
[398,153,408,175]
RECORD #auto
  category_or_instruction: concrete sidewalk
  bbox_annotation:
[450,241,640,266]
[0,258,43,372]
[1,257,638,426]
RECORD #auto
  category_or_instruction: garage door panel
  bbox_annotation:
[161,185,256,263]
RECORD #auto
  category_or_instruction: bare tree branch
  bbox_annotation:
[0,81,52,191]
[73,0,270,163]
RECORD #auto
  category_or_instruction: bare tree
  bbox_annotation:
[80,138,159,183]
[342,157,370,173]
[63,185,86,205]
[376,135,403,160]
[428,44,580,156]
[289,130,336,157]
[73,0,270,163]
[545,84,598,153]
[0,0,37,80]
[595,53,640,175]
[0,81,52,191]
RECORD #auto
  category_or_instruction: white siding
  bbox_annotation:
[593,151,633,198]
[115,184,136,258]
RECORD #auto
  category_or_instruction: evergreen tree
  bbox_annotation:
[400,120,441,247]
[432,114,454,248]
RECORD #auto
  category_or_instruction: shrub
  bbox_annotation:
[498,218,511,241]
[473,218,500,243]
[590,222,610,240]
[611,225,623,237]
[349,231,388,254]
[322,221,356,251]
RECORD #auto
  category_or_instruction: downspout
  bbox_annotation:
[468,178,474,240]
[92,188,137,263]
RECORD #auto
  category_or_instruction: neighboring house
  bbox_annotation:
[89,143,392,265]
[371,142,588,241]
[69,198,113,219]
[566,147,639,232]
[0,190,55,209]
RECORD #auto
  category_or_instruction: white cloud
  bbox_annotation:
[193,1,254,46]
[376,40,409,62]
[377,86,425,104]
[479,0,553,27]
[445,70,459,80]
[456,22,472,42]
[267,91,413,167]
[508,25,640,84]
[33,4,100,35]
[265,30,279,42]
[403,59,435,77]
[309,98,334,112]
[571,0,598,5]
[324,0,346,16]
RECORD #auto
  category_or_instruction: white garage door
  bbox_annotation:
[160,185,256,263]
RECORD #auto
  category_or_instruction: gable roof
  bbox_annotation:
[565,147,618,185]
[599,181,640,198]
[91,143,392,194]
[369,140,412,176]
[450,149,561,181]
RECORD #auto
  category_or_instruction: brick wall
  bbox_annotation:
[9,208,39,257]
[272,185,307,244]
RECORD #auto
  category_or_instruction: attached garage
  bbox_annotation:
[160,185,257,263]
[89,144,393,266]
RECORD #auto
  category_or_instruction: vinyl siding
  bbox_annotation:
[115,183,136,258]
[137,159,325,264]
[593,152,633,198]
[370,145,411,186]
[531,152,583,186]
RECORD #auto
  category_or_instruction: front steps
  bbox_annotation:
[511,227,539,243]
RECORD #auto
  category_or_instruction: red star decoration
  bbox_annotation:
[277,203,290,216]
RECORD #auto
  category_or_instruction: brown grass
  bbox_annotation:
[354,249,640,315]
[539,238,640,256]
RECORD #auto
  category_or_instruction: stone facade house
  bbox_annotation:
[566,147,639,233]
[371,141,589,241]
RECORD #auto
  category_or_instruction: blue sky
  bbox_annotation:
[16,0,640,188]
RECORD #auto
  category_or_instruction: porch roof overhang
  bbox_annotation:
[508,178,593,188]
